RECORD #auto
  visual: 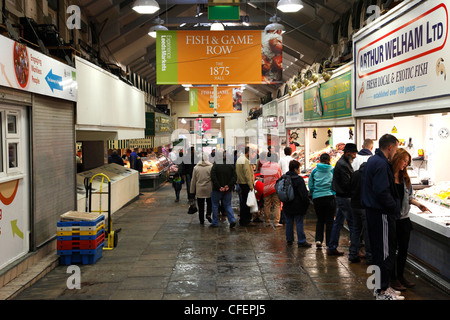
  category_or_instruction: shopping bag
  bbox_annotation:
[246,190,257,208]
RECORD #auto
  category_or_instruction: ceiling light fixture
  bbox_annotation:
[210,21,225,31]
[132,0,160,14]
[264,15,285,33]
[148,17,168,38]
[277,0,304,13]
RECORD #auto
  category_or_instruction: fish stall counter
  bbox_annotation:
[139,154,171,191]
[407,182,450,286]
[76,163,139,215]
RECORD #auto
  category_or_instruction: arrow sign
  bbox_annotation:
[11,220,24,239]
[45,69,63,92]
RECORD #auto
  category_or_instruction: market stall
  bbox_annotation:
[284,64,355,185]
[138,153,171,191]
[353,0,450,291]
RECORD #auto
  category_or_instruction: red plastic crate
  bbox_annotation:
[57,231,105,250]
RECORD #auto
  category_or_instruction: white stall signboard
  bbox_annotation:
[0,35,77,102]
[354,0,449,110]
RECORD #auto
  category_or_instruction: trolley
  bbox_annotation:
[85,173,121,250]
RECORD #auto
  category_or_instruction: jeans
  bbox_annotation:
[238,184,252,225]
[328,197,355,254]
[285,214,307,244]
[175,189,180,201]
[197,197,212,223]
[352,207,372,262]
[313,196,335,246]
[264,193,281,223]
[211,191,236,226]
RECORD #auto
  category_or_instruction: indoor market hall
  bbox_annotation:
[0,0,449,307]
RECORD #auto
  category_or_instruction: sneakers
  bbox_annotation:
[374,288,405,300]
[315,241,322,248]
[229,221,236,229]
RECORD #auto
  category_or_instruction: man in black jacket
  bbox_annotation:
[328,143,358,257]
[362,134,401,300]
[210,151,237,228]
[181,146,198,201]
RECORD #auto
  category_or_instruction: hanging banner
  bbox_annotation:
[157,30,283,85]
[189,86,242,113]
[354,0,449,110]
[0,35,77,102]
[304,72,352,121]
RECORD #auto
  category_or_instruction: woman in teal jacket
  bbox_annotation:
[308,153,336,248]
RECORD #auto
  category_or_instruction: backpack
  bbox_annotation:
[275,174,295,202]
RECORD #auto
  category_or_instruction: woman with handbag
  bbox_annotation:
[190,152,213,224]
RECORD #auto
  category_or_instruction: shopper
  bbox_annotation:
[283,160,311,247]
[362,134,402,300]
[108,150,124,166]
[190,152,213,225]
[172,172,183,202]
[130,147,143,173]
[390,148,431,291]
[350,162,373,264]
[352,139,374,171]
[168,148,177,163]
[236,146,255,226]
[260,152,282,227]
[180,146,197,202]
[308,153,335,249]
[210,151,237,228]
[328,143,358,257]
[279,147,294,174]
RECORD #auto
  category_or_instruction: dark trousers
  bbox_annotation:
[197,197,212,223]
[313,195,335,246]
[366,210,396,291]
[390,218,412,281]
[175,189,181,200]
[239,184,252,225]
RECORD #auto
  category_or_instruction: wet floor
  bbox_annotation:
[13,183,449,301]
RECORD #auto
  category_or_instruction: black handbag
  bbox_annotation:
[188,203,198,215]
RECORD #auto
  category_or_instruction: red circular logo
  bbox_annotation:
[13,42,30,88]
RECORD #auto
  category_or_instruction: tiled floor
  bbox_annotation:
[13,183,449,300]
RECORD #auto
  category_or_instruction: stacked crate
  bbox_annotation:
[57,211,105,265]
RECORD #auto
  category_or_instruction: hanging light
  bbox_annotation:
[264,15,285,33]
[210,21,225,31]
[277,0,304,13]
[132,0,160,14]
[148,17,168,38]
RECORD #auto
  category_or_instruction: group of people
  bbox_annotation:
[171,134,430,300]
[309,134,431,300]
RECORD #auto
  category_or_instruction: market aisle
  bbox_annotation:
[13,183,449,300]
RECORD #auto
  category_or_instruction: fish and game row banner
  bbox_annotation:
[157,30,283,85]
[354,0,450,110]
[0,34,77,102]
[189,86,243,114]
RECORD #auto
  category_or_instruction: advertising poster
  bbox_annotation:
[189,86,242,113]
[0,179,28,270]
[285,92,304,127]
[157,30,283,85]
[304,72,352,121]
[354,0,450,109]
[0,35,77,102]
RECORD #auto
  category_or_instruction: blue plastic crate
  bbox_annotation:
[58,243,104,265]
[57,228,105,241]
[57,215,105,227]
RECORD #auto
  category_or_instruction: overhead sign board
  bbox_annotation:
[189,86,243,113]
[0,35,77,102]
[157,30,283,85]
[354,0,449,110]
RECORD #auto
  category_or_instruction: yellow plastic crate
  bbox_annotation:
[57,223,105,236]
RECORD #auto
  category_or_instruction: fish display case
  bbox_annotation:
[139,154,170,190]
[408,182,450,291]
